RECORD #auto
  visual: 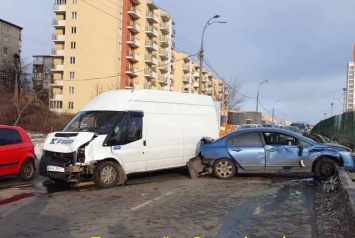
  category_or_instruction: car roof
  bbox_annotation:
[0,125,24,130]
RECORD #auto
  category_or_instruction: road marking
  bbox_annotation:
[131,191,173,211]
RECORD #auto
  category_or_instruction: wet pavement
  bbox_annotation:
[0,170,318,238]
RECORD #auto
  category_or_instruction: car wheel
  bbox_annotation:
[19,160,35,181]
[213,158,237,180]
[93,161,119,188]
[314,157,336,180]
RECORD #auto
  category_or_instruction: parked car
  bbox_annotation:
[290,122,310,136]
[199,128,354,181]
[283,125,302,134]
[0,125,36,180]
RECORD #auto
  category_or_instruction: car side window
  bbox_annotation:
[0,128,22,146]
[263,132,298,146]
[227,132,261,146]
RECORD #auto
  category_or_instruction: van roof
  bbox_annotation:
[81,89,215,111]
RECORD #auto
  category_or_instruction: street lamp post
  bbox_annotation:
[271,100,279,124]
[199,15,226,94]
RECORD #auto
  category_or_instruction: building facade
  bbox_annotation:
[345,62,354,112]
[33,55,53,104]
[50,0,227,114]
[0,19,22,90]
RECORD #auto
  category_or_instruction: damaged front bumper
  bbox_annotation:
[187,156,212,179]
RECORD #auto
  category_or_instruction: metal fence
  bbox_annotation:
[311,111,355,149]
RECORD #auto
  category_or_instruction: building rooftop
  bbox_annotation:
[0,18,23,30]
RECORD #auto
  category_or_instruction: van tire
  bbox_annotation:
[93,161,119,188]
[314,157,336,181]
[213,158,237,180]
[19,160,35,181]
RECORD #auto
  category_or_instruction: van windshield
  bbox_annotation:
[63,111,126,134]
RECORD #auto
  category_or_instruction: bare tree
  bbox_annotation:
[225,76,246,110]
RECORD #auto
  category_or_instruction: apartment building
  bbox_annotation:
[33,55,53,104]
[50,0,123,113]
[51,0,228,113]
[345,62,354,111]
[0,19,22,89]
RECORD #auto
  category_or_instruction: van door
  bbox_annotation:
[108,112,147,173]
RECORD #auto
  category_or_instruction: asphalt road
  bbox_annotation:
[0,168,317,238]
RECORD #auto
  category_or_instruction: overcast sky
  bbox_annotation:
[1,0,355,124]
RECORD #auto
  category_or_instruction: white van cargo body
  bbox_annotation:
[39,89,219,188]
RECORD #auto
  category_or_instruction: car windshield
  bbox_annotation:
[63,111,126,134]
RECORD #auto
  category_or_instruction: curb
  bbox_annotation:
[337,167,355,217]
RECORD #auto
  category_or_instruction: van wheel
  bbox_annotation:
[19,160,35,181]
[213,158,237,180]
[93,161,119,188]
[314,157,336,180]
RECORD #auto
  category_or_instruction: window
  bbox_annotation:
[0,129,22,146]
[68,101,74,109]
[227,132,261,146]
[71,26,77,34]
[69,86,74,94]
[2,70,7,76]
[70,41,76,49]
[72,11,77,19]
[69,71,75,79]
[3,35,9,43]
[3,24,9,32]
[3,47,8,55]
[72,0,77,4]
[70,57,75,64]
[263,132,299,146]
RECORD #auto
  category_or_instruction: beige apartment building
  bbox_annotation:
[0,19,22,89]
[50,0,227,113]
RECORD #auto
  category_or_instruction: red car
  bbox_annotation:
[0,125,36,180]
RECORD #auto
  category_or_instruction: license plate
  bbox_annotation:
[47,165,65,172]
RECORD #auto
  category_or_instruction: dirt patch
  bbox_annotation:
[315,176,355,238]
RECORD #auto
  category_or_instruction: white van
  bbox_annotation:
[39,89,219,188]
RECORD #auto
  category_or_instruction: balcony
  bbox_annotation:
[147,0,158,9]
[145,40,158,51]
[159,36,170,47]
[193,82,199,88]
[52,34,65,42]
[127,37,140,48]
[51,49,65,57]
[182,77,189,83]
[126,66,139,77]
[201,77,207,83]
[182,87,189,93]
[158,77,168,85]
[161,12,170,22]
[130,0,140,4]
[126,52,140,62]
[159,65,169,73]
[128,7,141,19]
[144,69,157,79]
[51,80,64,87]
[51,94,63,101]
[145,26,158,37]
[52,19,66,28]
[127,21,140,33]
[160,23,170,34]
[145,55,158,65]
[146,11,159,23]
[159,49,169,60]
[183,64,190,72]
[51,64,64,72]
[53,4,66,12]
[193,72,199,78]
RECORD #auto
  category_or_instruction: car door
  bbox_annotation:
[0,128,23,177]
[226,132,265,171]
[263,132,302,171]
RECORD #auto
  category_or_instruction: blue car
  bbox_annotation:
[199,128,355,180]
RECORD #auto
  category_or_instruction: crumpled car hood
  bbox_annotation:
[42,132,96,153]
